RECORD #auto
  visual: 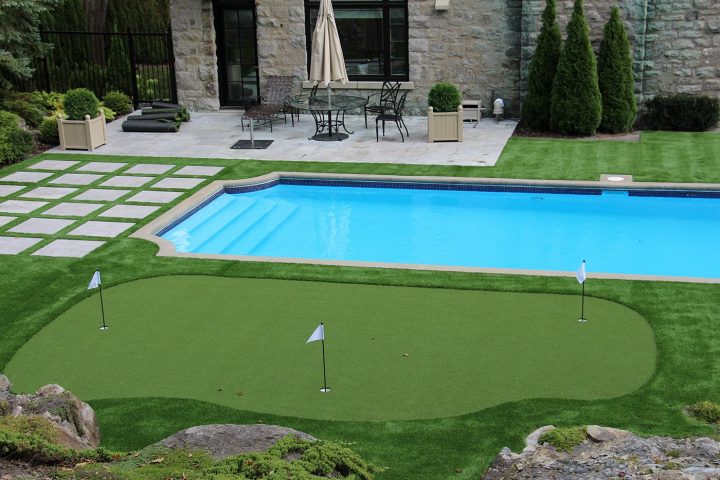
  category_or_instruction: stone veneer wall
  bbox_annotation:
[255,1,308,90]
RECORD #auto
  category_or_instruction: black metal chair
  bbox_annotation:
[376,91,409,142]
[288,84,319,122]
[364,81,400,128]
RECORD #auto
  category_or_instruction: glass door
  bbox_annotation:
[215,2,259,107]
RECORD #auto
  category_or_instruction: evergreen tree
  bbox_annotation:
[105,24,131,95]
[521,0,562,131]
[550,0,601,136]
[598,6,637,133]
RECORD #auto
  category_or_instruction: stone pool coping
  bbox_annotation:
[132,172,720,284]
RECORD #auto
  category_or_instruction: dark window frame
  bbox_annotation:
[304,0,409,82]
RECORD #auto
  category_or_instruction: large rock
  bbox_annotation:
[157,424,316,459]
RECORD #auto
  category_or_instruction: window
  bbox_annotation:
[305,0,408,81]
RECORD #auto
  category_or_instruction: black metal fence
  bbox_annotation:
[17,29,177,109]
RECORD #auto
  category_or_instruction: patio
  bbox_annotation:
[50,112,518,167]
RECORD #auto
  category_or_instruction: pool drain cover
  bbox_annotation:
[231,140,274,150]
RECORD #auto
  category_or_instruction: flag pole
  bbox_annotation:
[98,269,108,330]
[579,259,587,323]
[320,322,329,392]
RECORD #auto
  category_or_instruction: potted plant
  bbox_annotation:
[58,88,107,151]
[427,82,463,142]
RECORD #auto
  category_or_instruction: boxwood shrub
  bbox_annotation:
[64,88,100,121]
[428,83,461,113]
[39,116,60,145]
[102,90,133,116]
[644,95,719,131]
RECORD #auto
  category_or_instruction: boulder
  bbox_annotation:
[586,424,629,443]
[0,374,10,395]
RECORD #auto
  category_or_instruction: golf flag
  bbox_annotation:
[306,323,324,343]
[576,260,586,284]
[87,270,101,290]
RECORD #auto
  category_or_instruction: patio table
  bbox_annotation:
[290,94,368,141]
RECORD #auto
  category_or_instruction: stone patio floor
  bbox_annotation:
[49,112,518,167]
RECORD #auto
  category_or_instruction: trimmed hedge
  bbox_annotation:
[428,83,461,113]
[0,110,33,166]
[64,88,100,121]
[644,95,719,131]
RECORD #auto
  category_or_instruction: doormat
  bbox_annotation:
[231,140,274,149]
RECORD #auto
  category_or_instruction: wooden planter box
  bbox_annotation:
[427,106,464,142]
[58,112,107,151]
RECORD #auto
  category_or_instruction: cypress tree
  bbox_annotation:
[521,0,562,131]
[105,23,131,95]
[550,0,601,136]
[598,6,637,133]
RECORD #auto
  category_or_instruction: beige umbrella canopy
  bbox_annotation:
[309,0,348,86]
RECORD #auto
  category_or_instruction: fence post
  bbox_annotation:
[166,26,178,105]
[127,28,141,110]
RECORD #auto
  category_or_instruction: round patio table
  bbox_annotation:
[290,94,368,141]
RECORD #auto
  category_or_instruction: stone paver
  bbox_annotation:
[20,187,78,200]
[0,237,43,255]
[9,218,74,234]
[77,162,128,173]
[125,164,175,175]
[174,166,223,176]
[50,173,103,186]
[0,200,48,214]
[100,176,154,188]
[68,221,135,238]
[29,160,79,171]
[32,239,104,258]
[0,216,16,228]
[127,190,184,204]
[151,177,204,190]
[42,202,104,217]
[1,172,53,183]
[73,189,130,201]
[99,204,159,219]
[0,185,25,197]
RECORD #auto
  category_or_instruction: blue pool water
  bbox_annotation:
[161,182,720,278]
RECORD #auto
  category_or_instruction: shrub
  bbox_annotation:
[644,95,720,131]
[63,88,100,120]
[0,428,120,465]
[0,110,34,166]
[100,105,116,122]
[428,82,461,113]
[39,116,59,144]
[0,92,48,128]
[32,91,65,113]
[538,426,587,452]
[102,90,133,116]
[0,415,59,443]
[521,0,562,131]
[550,0,602,135]
[598,6,637,133]
[687,400,720,424]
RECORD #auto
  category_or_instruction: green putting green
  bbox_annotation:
[6,276,655,421]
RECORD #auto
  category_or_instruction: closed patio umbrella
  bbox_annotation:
[310,0,348,96]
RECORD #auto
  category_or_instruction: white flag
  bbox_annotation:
[576,260,586,284]
[306,323,324,343]
[87,270,101,290]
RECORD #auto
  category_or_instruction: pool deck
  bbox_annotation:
[49,112,518,167]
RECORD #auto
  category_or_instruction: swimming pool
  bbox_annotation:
[157,177,720,280]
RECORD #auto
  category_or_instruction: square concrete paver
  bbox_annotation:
[29,160,79,171]
[9,218,74,234]
[0,185,25,197]
[50,173,103,186]
[73,189,130,201]
[32,239,104,258]
[0,236,42,255]
[151,177,205,190]
[68,221,134,238]
[0,200,48,214]
[125,164,175,175]
[99,204,159,219]
[1,172,53,183]
[0,216,16,228]
[174,166,223,176]
[20,187,78,200]
[43,202,104,217]
[127,190,183,204]
[77,162,128,173]
[100,176,154,188]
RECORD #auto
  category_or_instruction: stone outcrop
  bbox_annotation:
[156,424,316,459]
[483,425,720,479]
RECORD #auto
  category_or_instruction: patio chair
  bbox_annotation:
[364,81,401,128]
[376,91,409,142]
[241,75,294,133]
[288,84,319,123]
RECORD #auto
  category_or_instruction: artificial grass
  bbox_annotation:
[5,276,655,421]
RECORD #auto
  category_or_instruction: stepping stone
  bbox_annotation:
[77,162,128,173]
[99,204,159,219]
[20,187,78,200]
[151,177,205,190]
[42,202,104,217]
[174,166,223,176]
[100,176,154,188]
[68,221,134,238]
[125,164,175,175]
[0,237,42,255]
[9,218,74,234]
[0,172,53,183]
[29,160,79,171]
[32,239,104,258]
[127,190,183,204]
[0,185,25,197]
[50,173,103,186]
[0,200,48,214]
[0,216,16,228]
[73,189,130,202]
